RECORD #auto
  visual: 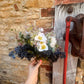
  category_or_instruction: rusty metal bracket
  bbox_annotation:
[80,18,84,59]
[63,14,84,59]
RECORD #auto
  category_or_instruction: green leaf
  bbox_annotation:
[11,29,13,31]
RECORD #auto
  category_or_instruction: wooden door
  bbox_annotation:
[53,3,84,84]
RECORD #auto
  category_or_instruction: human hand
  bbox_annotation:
[25,60,42,84]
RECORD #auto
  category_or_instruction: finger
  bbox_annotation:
[35,60,42,68]
[29,60,36,68]
[31,60,36,65]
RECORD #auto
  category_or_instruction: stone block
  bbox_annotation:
[25,8,40,19]
[10,11,24,17]
[38,0,54,8]
[0,6,13,11]
[0,1,13,7]
[26,13,40,20]
[0,36,9,41]
[0,10,23,18]
[0,11,10,18]
[36,19,53,28]
[25,0,39,8]
[0,50,9,55]
[13,18,26,23]
[25,0,54,8]
[0,41,8,46]
[13,0,21,3]
[41,8,55,17]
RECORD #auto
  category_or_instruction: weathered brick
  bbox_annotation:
[14,4,19,11]
[41,8,55,17]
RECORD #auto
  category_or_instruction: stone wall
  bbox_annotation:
[0,0,84,84]
[0,0,55,84]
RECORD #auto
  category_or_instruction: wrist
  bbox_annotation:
[25,79,32,84]
[25,79,36,84]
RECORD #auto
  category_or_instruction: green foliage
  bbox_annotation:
[25,34,31,44]
[47,39,52,50]
[18,32,31,45]
[10,29,16,32]
[19,32,24,39]
[11,29,13,31]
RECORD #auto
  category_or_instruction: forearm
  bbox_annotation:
[25,60,42,84]
[25,79,37,84]
[25,79,33,84]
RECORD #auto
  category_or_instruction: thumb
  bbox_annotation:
[36,60,42,68]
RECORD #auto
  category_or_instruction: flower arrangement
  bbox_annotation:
[9,27,65,62]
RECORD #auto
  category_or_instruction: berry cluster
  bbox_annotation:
[9,44,66,62]
[9,44,35,61]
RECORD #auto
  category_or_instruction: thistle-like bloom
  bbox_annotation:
[35,32,47,42]
[38,43,48,52]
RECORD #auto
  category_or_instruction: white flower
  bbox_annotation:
[37,41,45,46]
[39,28,44,32]
[38,43,48,52]
[25,31,29,34]
[50,37,57,48]
[35,32,47,42]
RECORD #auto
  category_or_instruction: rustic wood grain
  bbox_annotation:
[53,59,64,84]
[53,3,84,84]
[53,54,78,84]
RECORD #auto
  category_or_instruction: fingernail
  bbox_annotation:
[40,60,42,63]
